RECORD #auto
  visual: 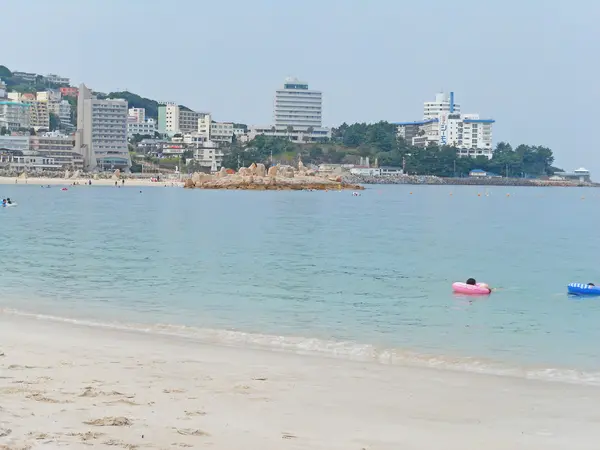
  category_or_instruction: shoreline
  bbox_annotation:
[0,176,183,187]
[2,313,600,449]
[2,307,598,387]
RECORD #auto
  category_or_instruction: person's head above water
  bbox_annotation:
[466,278,476,285]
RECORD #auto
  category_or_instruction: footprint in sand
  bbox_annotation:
[27,393,65,403]
[105,399,140,406]
[80,387,135,398]
[174,428,210,437]
[163,388,186,394]
[66,431,105,442]
[184,410,207,417]
[102,439,139,449]
[282,433,297,439]
[83,416,132,426]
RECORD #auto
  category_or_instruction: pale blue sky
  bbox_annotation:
[2,0,599,172]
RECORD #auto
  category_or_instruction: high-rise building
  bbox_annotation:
[24,100,50,130]
[247,77,330,143]
[158,103,207,135]
[423,92,461,119]
[274,77,322,128]
[74,84,131,171]
[394,92,495,159]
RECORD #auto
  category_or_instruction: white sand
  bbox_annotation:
[1,314,599,449]
[0,177,183,188]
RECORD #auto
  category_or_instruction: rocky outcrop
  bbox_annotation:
[252,163,266,177]
[184,162,363,191]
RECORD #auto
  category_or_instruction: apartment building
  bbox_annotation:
[74,84,131,171]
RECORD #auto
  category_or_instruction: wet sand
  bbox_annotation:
[1,313,599,449]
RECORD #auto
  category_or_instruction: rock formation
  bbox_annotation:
[184,162,363,191]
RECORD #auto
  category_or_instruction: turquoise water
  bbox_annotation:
[2,184,600,383]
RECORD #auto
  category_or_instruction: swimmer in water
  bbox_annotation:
[466,278,492,293]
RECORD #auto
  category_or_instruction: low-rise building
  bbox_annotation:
[128,108,146,123]
[36,90,62,102]
[248,125,331,143]
[0,133,82,171]
[48,100,72,127]
[0,135,30,152]
[554,168,591,182]
[192,141,224,172]
[0,101,30,131]
[158,102,208,135]
[60,87,79,97]
[127,117,157,138]
[137,139,166,155]
[12,71,37,83]
[30,132,81,170]
[45,74,70,85]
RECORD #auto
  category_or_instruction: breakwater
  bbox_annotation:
[342,174,598,187]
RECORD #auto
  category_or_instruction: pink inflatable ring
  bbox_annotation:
[452,282,491,295]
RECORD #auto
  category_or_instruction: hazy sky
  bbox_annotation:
[2,0,599,172]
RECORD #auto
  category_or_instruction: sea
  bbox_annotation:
[2,183,600,385]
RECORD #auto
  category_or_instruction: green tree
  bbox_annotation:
[0,126,7,136]
[0,65,12,78]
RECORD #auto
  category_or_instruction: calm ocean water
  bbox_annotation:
[2,183,600,383]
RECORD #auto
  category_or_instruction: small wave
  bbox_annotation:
[3,307,600,387]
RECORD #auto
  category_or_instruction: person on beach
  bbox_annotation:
[1,199,6,207]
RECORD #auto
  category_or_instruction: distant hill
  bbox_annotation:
[0,64,195,121]
[97,91,160,120]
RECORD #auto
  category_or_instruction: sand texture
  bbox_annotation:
[1,314,599,449]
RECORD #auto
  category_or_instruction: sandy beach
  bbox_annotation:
[0,177,183,188]
[0,314,599,449]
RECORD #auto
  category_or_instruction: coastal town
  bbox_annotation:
[0,65,593,186]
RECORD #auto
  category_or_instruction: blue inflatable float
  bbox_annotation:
[568,283,600,296]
